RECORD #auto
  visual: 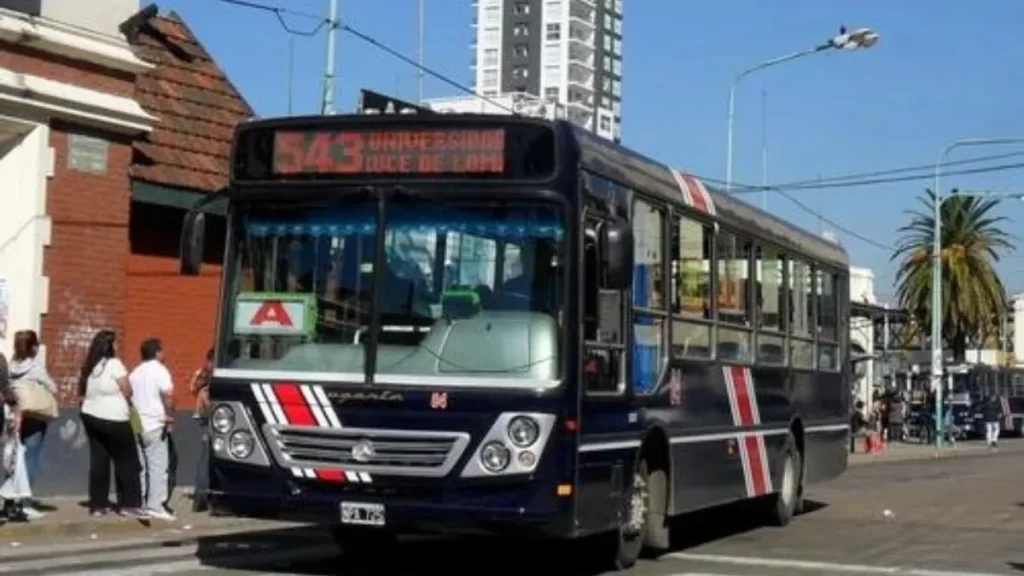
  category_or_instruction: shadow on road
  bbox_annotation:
[669,498,827,550]
[192,499,829,575]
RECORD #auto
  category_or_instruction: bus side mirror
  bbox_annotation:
[180,211,206,276]
[601,218,633,290]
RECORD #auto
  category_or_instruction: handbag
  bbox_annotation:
[11,378,58,421]
[0,438,31,500]
[129,405,143,436]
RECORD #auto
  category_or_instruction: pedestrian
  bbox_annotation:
[78,330,146,518]
[189,348,213,512]
[0,351,21,526]
[982,393,1003,449]
[8,330,57,519]
[130,338,176,521]
[878,395,890,443]
[849,400,870,453]
[888,394,905,443]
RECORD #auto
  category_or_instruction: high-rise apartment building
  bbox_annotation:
[471,0,623,141]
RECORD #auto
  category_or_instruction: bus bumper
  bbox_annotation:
[208,462,573,538]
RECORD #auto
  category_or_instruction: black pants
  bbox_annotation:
[80,413,142,511]
[166,433,178,508]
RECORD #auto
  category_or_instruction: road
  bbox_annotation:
[5,449,1024,575]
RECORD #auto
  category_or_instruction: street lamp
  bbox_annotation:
[930,138,1024,450]
[725,26,879,209]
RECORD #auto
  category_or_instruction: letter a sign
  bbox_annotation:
[233,293,313,336]
[250,301,294,327]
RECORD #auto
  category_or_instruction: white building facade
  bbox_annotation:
[471,0,622,141]
[849,266,877,410]
[0,0,155,360]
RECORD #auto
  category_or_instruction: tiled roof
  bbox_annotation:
[129,11,255,193]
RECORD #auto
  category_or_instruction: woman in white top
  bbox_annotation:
[5,330,58,521]
[78,330,146,518]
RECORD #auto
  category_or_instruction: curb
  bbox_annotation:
[0,520,314,561]
[0,514,288,542]
[849,444,1024,466]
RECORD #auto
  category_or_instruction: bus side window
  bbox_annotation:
[584,220,625,394]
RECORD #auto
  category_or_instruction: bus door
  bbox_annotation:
[576,208,636,533]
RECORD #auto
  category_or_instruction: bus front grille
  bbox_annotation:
[262,424,471,478]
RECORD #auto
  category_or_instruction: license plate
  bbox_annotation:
[340,502,385,526]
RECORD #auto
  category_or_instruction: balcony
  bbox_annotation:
[573,0,596,8]
[569,2,595,28]
[567,64,594,91]
[568,20,595,47]
[566,87,595,110]
[568,44,594,69]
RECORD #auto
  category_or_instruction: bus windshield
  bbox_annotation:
[220,197,566,385]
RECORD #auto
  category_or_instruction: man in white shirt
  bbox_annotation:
[130,338,176,521]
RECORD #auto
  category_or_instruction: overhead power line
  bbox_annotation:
[336,22,515,114]
[205,0,515,113]
[772,189,893,252]
[207,0,322,20]
[208,0,326,35]
[721,151,1024,194]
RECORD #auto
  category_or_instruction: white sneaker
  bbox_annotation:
[22,507,44,520]
[146,508,176,522]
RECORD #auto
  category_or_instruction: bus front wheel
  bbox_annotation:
[604,457,661,570]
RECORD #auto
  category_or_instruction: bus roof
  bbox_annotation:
[567,123,849,268]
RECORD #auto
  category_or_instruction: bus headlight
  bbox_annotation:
[211,405,235,434]
[507,416,540,447]
[480,441,511,472]
[228,430,255,459]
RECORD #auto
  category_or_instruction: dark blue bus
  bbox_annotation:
[179,113,851,570]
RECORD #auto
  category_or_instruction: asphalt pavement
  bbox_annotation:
[4,440,1024,575]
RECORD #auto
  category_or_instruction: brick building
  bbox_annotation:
[125,11,251,409]
[0,2,250,411]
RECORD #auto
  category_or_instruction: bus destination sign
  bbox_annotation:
[272,128,506,176]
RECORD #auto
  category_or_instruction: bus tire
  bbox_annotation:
[606,458,652,570]
[643,464,671,552]
[766,432,802,527]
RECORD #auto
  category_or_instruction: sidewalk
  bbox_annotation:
[849,436,1024,465]
[0,490,299,543]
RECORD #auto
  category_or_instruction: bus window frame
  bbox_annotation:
[787,257,817,371]
[669,211,715,363]
[754,242,789,367]
[215,186,576,390]
[815,266,842,372]
[713,224,755,366]
[583,211,628,398]
[631,195,670,396]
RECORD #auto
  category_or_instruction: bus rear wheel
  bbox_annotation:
[765,432,803,527]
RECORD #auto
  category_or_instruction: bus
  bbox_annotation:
[179,112,851,570]
[950,364,1024,436]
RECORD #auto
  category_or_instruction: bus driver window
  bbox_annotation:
[583,220,625,394]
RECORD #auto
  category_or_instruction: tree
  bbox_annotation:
[892,189,1012,362]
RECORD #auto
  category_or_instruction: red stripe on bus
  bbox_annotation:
[272,383,317,427]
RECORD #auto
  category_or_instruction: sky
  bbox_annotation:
[160,0,1024,303]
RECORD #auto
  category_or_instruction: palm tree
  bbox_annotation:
[892,189,1012,362]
